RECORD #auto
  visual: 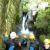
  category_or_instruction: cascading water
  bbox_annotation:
[21,14,29,34]
[22,16,26,31]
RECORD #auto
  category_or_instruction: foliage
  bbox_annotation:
[34,9,48,28]
[0,0,20,34]
[35,7,50,42]
[6,0,16,32]
[0,0,50,49]
[39,34,46,42]
[34,7,50,30]
[47,33,50,39]
[21,0,29,12]
[39,33,50,43]
[5,0,20,33]
[0,35,2,48]
[45,7,50,33]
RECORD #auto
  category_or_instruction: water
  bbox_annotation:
[21,14,29,34]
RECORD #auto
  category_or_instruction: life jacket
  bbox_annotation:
[29,46,34,50]
[8,43,15,50]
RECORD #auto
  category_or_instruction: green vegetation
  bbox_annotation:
[0,0,20,34]
[0,0,50,48]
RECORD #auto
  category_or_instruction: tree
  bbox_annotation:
[34,9,48,29]
[45,7,50,33]
[5,0,20,34]
[0,0,20,34]
[0,0,8,34]
[34,7,50,35]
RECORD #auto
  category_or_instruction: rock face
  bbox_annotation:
[29,1,49,15]
[38,2,49,10]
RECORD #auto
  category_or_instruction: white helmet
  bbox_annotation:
[10,32,16,39]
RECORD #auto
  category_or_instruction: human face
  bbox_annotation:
[44,43,50,49]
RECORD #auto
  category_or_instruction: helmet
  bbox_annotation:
[22,34,27,39]
[44,39,50,44]
[29,33,35,40]
[16,35,19,39]
[10,32,16,39]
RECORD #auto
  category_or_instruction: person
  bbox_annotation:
[14,41,21,50]
[8,32,17,50]
[29,33,35,50]
[3,31,9,50]
[21,39,27,50]
[8,42,15,50]
[34,39,39,50]
[9,32,21,50]
[21,39,27,47]
[41,39,50,50]
[29,42,34,50]
[3,32,16,50]
[29,46,34,50]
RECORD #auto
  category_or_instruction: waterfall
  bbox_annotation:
[22,16,26,31]
[21,13,29,34]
